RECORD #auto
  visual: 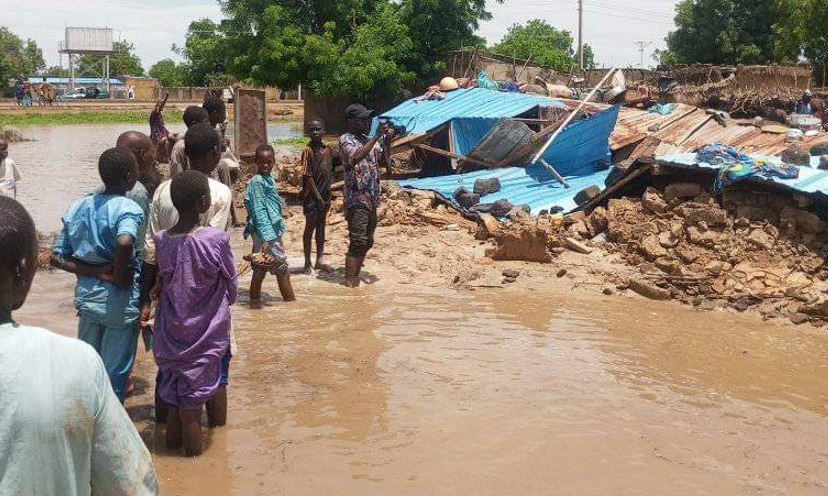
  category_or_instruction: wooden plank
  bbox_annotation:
[415,144,498,169]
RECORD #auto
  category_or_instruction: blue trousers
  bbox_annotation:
[78,315,139,403]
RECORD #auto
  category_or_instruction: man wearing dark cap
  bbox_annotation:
[338,103,395,287]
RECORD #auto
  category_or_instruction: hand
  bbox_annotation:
[381,124,396,141]
[140,303,152,329]
[149,279,161,301]
[97,264,115,284]
[261,241,271,253]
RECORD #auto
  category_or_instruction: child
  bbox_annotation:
[0,137,21,199]
[51,147,144,403]
[0,196,159,494]
[153,170,237,457]
[300,120,333,273]
[244,144,295,303]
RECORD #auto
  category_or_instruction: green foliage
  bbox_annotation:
[173,19,230,87]
[79,40,144,78]
[660,0,779,65]
[149,58,187,87]
[492,20,592,72]
[218,0,494,99]
[44,65,69,77]
[0,26,46,83]
[775,0,828,85]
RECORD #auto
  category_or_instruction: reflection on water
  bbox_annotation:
[16,258,828,495]
[8,121,302,233]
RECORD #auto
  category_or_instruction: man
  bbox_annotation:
[203,94,243,227]
[117,131,161,199]
[141,123,233,421]
[169,106,210,177]
[338,104,395,287]
[0,196,159,495]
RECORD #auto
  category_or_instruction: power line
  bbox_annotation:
[633,41,653,68]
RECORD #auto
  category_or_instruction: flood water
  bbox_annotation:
[8,122,302,232]
[11,121,828,495]
[17,260,828,495]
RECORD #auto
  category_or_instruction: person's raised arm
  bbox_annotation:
[90,353,160,494]
[158,92,169,112]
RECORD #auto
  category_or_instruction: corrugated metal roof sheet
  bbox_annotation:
[656,152,828,200]
[380,88,566,135]
[399,164,611,214]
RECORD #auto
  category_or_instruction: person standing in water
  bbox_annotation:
[0,137,22,199]
[338,104,395,287]
[153,170,237,457]
[300,120,333,274]
[0,196,159,495]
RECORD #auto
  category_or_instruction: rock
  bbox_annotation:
[502,269,520,279]
[747,229,775,250]
[640,234,668,260]
[676,248,698,264]
[789,313,811,325]
[706,261,723,277]
[655,257,680,274]
[503,277,517,284]
[478,214,501,238]
[664,182,702,199]
[658,230,679,249]
[820,155,828,170]
[781,144,811,166]
[628,279,672,300]
[602,287,614,296]
[564,237,593,255]
[574,185,601,206]
[781,207,825,234]
[682,204,728,227]
[564,211,586,225]
[802,299,828,317]
[473,177,501,196]
[641,187,668,214]
[586,207,609,236]
[556,268,568,278]
[810,138,828,156]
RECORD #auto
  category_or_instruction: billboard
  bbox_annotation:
[65,27,114,53]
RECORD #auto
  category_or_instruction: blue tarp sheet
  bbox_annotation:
[380,88,567,135]
[657,152,828,201]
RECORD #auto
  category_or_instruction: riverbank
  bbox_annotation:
[0,110,184,126]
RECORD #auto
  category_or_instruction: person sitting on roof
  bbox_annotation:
[797,91,813,115]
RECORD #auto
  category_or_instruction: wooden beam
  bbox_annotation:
[415,144,497,169]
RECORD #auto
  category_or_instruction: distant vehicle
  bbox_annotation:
[83,86,110,100]
[64,89,87,99]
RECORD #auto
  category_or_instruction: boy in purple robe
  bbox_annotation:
[152,170,237,457]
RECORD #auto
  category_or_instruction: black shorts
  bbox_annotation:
[346,205,378,257]
[303,199,330,218]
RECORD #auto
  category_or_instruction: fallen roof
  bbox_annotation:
[655,153,828,201]
[381,88,566,135]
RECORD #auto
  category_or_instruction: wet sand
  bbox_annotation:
[18,227,828,495]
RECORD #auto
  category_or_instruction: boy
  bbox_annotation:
[301,120,333,273]
[339,104,396,287]
[141,123,233,421]
[0,196,159,495]
[169,105,210,177]
[153,170,237,457]
[203,94,243,227]
[0,137,21,199]
[244,144,296,303]
[51,148,144,403]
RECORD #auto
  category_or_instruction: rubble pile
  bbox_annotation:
[580,183,828,324]
[379,183,476,230]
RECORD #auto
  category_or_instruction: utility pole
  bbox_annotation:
[633,41,653,69]
[578,0,584,69]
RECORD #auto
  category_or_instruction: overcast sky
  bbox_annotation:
[1,0,679,72]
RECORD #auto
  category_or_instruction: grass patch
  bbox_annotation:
[0,109,185,126]
[271,136,310,146]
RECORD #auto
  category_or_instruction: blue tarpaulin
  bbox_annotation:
[379,88,567,135]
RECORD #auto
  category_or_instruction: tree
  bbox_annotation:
[0,26,45,80]
[149,58,187,87]
[44,65,69,77]
[173,19,229,87]
[218,0,494,99]
[775,0,828,85]
[79,40,144,78]
[492,20,587,72]
[658,0,780,65]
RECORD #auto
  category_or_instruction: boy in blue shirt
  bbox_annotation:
[51,147,145,403]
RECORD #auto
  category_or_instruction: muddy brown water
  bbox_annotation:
[17,242,828,495]
[7,122,302,233]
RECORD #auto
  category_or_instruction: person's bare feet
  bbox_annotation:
[314,258,331,272]
[302,264,314,275]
